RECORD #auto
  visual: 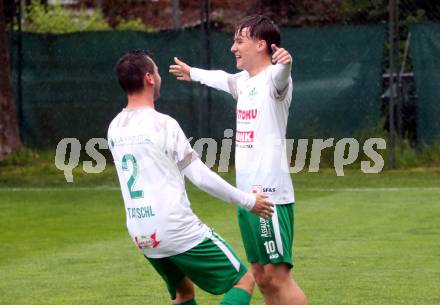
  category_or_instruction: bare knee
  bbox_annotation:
[174,277,195,304]
[253,264,308,305]
[252,263,292,292]
[251,264,274,291]
[234,271,255,294]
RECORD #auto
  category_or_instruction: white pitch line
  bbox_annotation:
[0,187,439,192]
[0,186,120,192]
[302,187,440,192]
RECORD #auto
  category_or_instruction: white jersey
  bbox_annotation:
[191,64,295,204]
[108,107,210,258]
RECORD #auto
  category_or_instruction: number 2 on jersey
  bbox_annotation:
[121,154,144,199]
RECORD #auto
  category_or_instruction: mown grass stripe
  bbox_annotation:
[1,187,440,192]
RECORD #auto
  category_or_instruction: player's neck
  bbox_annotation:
[247,57,272,77]
[126,91,155,109]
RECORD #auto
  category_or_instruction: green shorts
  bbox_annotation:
[146,231,247,300]
[238,203,294,267]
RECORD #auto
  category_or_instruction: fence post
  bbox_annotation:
[16,0,23,140]
[199,0,211,138]
[388,0,398,168]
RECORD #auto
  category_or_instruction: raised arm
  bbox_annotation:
[169,57,239,99]
[270,44,293,98]
[182,158,274,219]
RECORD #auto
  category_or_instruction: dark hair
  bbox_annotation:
[236,15,281,54]
[115,50,155,94]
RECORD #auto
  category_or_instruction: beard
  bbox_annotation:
[153,84,160,100]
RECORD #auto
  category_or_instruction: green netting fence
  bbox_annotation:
[410,23,440,145]
[10,25,385,147]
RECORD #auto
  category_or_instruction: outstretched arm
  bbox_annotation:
[169,57,192,81]
[271,44,293,97]
[182,158,274,219]
[169,57,238,98]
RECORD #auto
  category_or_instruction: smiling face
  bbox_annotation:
[231,15,281,75]
[231,27,266,72]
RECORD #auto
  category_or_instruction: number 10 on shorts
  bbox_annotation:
[264,241,276,254]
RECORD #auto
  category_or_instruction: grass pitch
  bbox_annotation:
[0,167,439,305]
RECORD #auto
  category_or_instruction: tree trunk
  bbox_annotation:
[0,0,22,160]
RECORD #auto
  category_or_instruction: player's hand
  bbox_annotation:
[271,44,292,65]
[169,57,192,81]
[250,193,274,219]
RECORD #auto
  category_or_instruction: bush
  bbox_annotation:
[115,18,155,32]
[383,137,440,169]
[24,0,110,33]
[22,0,155,33]
[0,147,42,167]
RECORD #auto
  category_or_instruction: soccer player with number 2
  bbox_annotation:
[108,50,274,305]
[170,15,308,305]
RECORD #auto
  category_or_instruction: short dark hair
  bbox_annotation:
[115,50,155,94]
[236,15,281,54]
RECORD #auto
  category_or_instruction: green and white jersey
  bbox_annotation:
[108,107,210,258]
[191,64,295,204]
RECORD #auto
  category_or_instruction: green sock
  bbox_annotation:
[175,299,197,305]
[220,287,252,305]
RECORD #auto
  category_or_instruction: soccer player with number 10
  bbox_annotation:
[170,15,308,305]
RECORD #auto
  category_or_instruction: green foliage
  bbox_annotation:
[115,18,155,32]
[403,9,428,24]
[24,0,110,33]
[416,139,440,167]
[0,147,41,167]
[382,137,440,169]
[22,0,155,33]
[392,138,420,168]
[77,7,111,31]
[341,0,388,23]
